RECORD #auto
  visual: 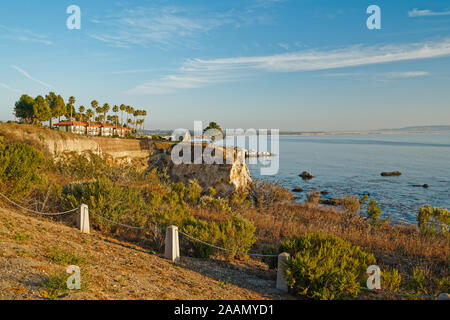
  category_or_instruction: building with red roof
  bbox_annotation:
[53,121,130,137]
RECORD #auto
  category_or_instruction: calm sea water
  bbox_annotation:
[239,133,450,224]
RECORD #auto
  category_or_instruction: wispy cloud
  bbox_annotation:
[90,2,281,49]
[386,71,430,79]
[0,25,53,46]
[0,82,22,93]
[408,8,450,18]
[90,6,232,48]
[11,65,53,88]
[125,39,450,95]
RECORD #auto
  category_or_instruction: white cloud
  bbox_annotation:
[0,25,53,46]
[125,39,450,95]
[0,82,22,93]
[89,6,233,48]
[408,8,450,17]
[278,43,289,51]
[90,2,282,49]
[11,65,53,88]
[386,71,430,79]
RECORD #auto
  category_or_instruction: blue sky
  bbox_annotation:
[1,0,450,131]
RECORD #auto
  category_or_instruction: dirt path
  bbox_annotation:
[0,206,291,300]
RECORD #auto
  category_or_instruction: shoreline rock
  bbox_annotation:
[381,171,402,177]
[299,171,314,180]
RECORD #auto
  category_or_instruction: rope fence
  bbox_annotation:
[0,191,78,216]
[0,190,447,300]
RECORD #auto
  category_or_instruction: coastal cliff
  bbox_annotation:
[0,124,252,193]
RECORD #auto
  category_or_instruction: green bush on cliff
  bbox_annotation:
[280,233,376,300]
[0,141,46,198]
[61,177,151,232]
[417,205,449,238]
[219,213,257,258]
[182,216,221,259]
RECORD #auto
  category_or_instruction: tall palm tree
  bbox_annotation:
[141,110,147,133]
[68,96,76,122]
[86,109,93,122]
[125,105,130,127]
[120,104,126,127]
[96,107,103,123]
[91,100,98,122]
[113,105,119,126]
[102,103,110,127]
[78,106,85,121]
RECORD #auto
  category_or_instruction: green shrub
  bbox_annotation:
[199,195,232,214]
[48,245,86,265]
[54,152,144,184]
[248,179,294,207]
[406,267,426,294]
[261,244,278,269]
[61,177,151,232]
[381,268,402,292]
[0,142,46,198]
[219,214,256,258]
[417,205,449,237]
[366,200,388,227]
[182,217,221,259]
[186,179,202,206]
[280,233,376,300]
[40,271,68,300]
[208,187,217,198]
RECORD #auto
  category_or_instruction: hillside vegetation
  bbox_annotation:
[0,124,448,300]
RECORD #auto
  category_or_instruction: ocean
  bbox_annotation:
[239,133,450,224]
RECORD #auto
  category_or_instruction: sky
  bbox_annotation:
[0,0,450,131]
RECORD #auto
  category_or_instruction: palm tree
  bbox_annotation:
[86,109,93,122]
[91,100,98,122]
[113,105,119,125]
[78,106,85,121]
[133,110,140,131]
[141,110,147,133]
[120,104,126,127]
[68,96,76,122]
[125,105,130,127]
[102,103,110,127]
[96,106,103,123]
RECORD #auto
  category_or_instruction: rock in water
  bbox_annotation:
[299,171,314,180]
[292,187,303,193]
[381,171,402,177]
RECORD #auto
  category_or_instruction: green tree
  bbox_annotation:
[86,109,93,122]
[102,103,110,126]
[120,104,126,126]
[90,100,99,121]
[45,92,66,127]
[33,95,52,125]
[14,94,35,124]
[203,122,223,142]
[66,96,76,122]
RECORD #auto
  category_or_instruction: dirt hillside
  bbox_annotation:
[0,205,290,300]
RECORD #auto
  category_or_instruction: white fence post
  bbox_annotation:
[438,293,449,300]
[77,204,90,234]
[276,252,290,292]
[165,225,180,262]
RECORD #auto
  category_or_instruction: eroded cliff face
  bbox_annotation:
[156,144,252,196]
[0,124,151,161]
[0,124,252,193]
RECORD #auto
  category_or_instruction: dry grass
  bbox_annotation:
[0,205,290,300]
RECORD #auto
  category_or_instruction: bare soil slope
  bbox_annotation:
[0,206,289,300]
